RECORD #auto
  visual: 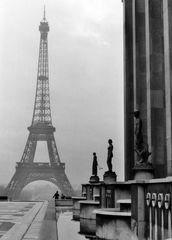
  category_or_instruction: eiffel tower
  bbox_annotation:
[5,9,74,200]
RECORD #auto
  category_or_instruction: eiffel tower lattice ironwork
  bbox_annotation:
[5,9,74,200]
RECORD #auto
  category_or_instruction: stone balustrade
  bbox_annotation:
[79,177,172,239]
[144,178,172,240]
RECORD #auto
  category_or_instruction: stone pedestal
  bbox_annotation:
[103,171,117,184]
[80,218,96,236]
[133,164,154,180]
[72,196,86,220]
[79,200,100,236]
[89,175,99,183]
[95,210,132,240]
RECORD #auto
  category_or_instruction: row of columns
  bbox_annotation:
[124,0,172,178]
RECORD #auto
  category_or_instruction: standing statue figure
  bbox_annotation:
[134,110,151,165]
[134,110,143,149]
[107,139,113,172]
[92,152,98,176]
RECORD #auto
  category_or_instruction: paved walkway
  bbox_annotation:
[0,201,57,240]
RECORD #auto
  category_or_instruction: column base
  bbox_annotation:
[133,164,154,180]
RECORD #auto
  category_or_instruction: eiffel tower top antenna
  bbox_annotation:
[43,5,46,21]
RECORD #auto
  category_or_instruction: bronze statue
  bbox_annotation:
[134,110,151,165]
[134,110,143,149]
[107,139,113,172]
[92,152,98,176]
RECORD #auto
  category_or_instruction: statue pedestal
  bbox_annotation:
[103,171,117,184]
[89,175,99,183]
[133,164,154,180]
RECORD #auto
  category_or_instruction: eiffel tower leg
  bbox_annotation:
[47,136,61,165]
[47,136,74,196]
[21,133,37,163]
[5,134,37,200]
[53,170,74,196]
[4,168,27,200]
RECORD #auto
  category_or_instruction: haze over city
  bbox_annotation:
[0,0,123,187]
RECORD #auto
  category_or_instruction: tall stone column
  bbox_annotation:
[145,0,152,154]
[124,0,135,180]
[163,0,172,176]
[124,0,171,179]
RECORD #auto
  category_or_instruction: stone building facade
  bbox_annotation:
[124,0,172,180]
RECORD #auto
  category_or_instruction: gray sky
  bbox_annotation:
[0,0,123,186]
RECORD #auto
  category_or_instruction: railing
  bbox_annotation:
[146,192,171,240]
[15,162,65,170]
[16,162,50,167]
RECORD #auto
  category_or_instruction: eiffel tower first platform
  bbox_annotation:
[5,9,74,200]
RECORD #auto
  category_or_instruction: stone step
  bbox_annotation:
[100,207,120,212]
[117,199,131,212]
[79,200,100,205]
[79,200,100,220]
[117,199,131,204]
[94,208,131,217]
[94,208,132,240]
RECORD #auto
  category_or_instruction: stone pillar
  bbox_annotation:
[131,182,146,239]
[100,185,106,208]
[163,0,172,175]
[124,0,169,179]
[86,185,93,200]
[132,0,137,111]
[145,0,152,154]
[123,0,135,181]
[82,185,87,197]
[149,0,166,176]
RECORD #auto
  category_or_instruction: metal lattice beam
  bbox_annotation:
[5,10,74,199]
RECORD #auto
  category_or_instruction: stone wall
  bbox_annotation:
[124,0,172,180]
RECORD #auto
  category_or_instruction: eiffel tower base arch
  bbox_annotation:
[5,162,74,200]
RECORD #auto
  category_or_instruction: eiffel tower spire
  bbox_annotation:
[43,5,46,21]
[5,10,74,200]
[32,7,51,126]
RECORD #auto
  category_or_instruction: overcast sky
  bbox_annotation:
[0,0,123,186]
